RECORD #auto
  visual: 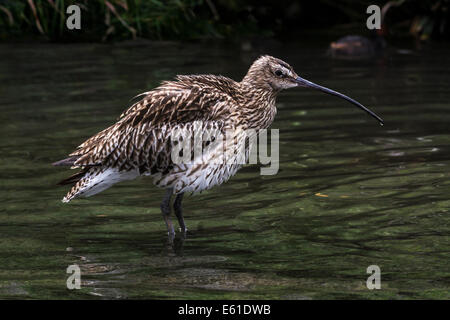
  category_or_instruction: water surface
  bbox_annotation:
[0,41,449,299]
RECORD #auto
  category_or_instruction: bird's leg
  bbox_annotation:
[161,188,175,236]
[173,193,187,233]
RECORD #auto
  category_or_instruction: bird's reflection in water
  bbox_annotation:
[165,231,187,256]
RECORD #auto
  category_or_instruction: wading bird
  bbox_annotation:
[53,55,383,236]
[329,33,386,59]
[328,1,404,59]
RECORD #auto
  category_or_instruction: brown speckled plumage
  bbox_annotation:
[55,56,293,202]
[53,55,382,234]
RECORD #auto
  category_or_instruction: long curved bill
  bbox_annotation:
[296,76,384,125]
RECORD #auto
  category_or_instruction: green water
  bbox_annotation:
[0,42,449,299]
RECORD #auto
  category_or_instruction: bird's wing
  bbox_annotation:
[69,78,238,172]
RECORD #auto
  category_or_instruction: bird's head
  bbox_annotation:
[242,55,384,125]
[243,55,299,91]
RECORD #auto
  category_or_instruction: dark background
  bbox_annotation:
[0,0,448,44]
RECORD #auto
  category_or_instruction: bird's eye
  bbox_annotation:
[274,70,283,77]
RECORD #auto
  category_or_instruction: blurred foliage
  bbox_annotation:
[0,0,449,42]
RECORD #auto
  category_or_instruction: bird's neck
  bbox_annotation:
[238,81,278,130]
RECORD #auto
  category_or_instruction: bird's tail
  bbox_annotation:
[56,168,89,186]
[60,166,139,203]
[52,156,79,167]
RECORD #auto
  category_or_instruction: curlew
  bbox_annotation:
[53,55,383,236]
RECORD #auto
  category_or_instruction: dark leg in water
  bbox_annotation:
[161,188,175,236]
[173,193,187,233]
